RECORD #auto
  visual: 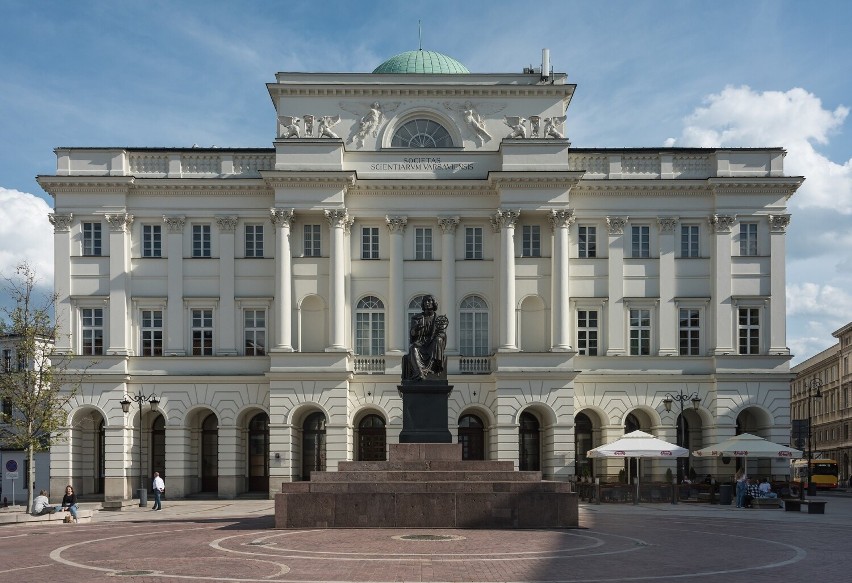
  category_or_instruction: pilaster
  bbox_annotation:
[216,216,238,355]
[105,213,133,355]
[386,215,408,354]
[325,209,350,351]
[549,209,574,351]
[163,215,186,355]
[768,214,791,353]
[657,217,678,356]
[48,213,74,353]
[605,217,627,356]
[438,217,460,354]
[709,214,735,354]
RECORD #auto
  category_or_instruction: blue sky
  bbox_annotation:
[1,0,850,363]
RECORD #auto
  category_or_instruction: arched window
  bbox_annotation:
[391,119,453,148]
[358,414,387,461]
[201,413,218,492]
[459,295,489,356]
[407,295,429,333]
[519,411,540,471]
[248,412,269,492]
[355,296,385,355]
[459,414,485,460]
[151,414,165,481]
[575,412,593,479]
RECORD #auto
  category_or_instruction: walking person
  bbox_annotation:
[152,471,165,511]
[735,468,747,508]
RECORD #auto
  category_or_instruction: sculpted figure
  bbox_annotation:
[530,116,541,138]
[443,100,506,146]
[317,115,342,138]
[402,295,448,382]
[504,116,528,139]
[278,116,301,138]
[544,115,567,138]
[341,101,400,148]
[303,115,315,137]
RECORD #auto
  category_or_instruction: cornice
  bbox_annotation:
[488,171,583,190]
[37,176,136,195]
[132,181,272,196]
[572,182,711,195]
[708,177,805,198]
[266,84,574,100]
[261,171,357,189]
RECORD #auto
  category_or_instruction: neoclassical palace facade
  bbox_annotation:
[38,50,802,499]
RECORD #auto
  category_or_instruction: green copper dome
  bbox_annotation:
[373,50,470,74]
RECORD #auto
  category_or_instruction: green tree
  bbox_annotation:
[0,263,86,512]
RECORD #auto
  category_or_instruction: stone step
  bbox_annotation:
[308,470,542,483]
[337,460,515,472]
[388,443,463,461]
[281,480,573,495]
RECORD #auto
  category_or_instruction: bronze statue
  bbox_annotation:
[402,295,448,382]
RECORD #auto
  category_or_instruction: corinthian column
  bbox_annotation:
[438,217,460,354]
[325,209,350,351]
[386,215,408,353]
[271,208,295,351]
[493,209,520,351]
[549,209,574,351]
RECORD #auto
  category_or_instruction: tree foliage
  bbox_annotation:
[0,262,87,510]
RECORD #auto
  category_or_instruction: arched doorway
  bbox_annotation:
[302,412,326,480]
[71,409,106,496]
[519,411,541,471]
[358,414,386,461]
[150,415,165,480]
[97,418,105,494]
[575,412,593,479]
[201,413,218,492]
[459,414,485,460]
[248,412,269,492]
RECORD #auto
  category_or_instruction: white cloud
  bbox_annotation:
[0,187,54,284]
[666,85,852,214]
[787,283,852,319]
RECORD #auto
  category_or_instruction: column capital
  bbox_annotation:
[548,209,575,230]
[606,216,628,235]
[437,216,460,234]
[385,215,408,233]
[769,214,791,232]
[48,213,73,232]
[324,208,351,228]
[709,214,736,233]
[216,215,238,233]
[270,207,295,227]
[105,213,134,232]
[657,217,678,233]
[163,215,186,233]
[490,208,520,232]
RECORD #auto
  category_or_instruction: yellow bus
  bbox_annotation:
[791,459,839,491]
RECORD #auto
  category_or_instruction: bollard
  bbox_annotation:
[671,478,678,504]
[595,478,601,505]
[137,488,148,507]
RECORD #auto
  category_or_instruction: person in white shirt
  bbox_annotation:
[758,478,778,498]
[152,471,165,511]
[32,490,59,516]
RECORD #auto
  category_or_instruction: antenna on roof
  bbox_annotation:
[418,20,422,50]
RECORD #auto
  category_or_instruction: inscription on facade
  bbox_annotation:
[369,157,474,171]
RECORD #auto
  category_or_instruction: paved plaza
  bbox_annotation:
[1,493,851,582]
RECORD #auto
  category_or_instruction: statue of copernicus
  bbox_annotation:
[402,294,448,382]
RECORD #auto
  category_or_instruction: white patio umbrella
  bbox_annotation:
[586,430,689,501]
[692,432,802,474]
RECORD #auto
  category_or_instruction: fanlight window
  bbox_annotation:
[391,119,453,148]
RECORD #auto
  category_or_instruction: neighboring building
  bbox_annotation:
[38,49,802,500]
[0,335,51,501]
[791,322,852,481]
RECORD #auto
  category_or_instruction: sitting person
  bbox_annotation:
[32,490,59,516]
[758,478,778,498]
[743,478,761,508]
[61,484,79,521]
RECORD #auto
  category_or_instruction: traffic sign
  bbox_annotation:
[5,460,17,472]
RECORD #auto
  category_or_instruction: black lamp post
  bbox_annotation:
[663,391,702,482]
[120,390,160,506]
[803,378,822,500]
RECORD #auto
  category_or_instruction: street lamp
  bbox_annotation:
[663,391,702,482]
[802,378,822,500]
[120,390,160,506]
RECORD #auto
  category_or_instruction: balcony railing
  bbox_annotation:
[354,357,385,374]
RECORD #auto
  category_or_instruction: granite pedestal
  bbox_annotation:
[275,443,578,529]
[398,381,453,443]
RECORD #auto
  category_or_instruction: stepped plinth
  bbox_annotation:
[275,443,578,528]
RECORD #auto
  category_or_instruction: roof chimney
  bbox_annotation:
[541,49,550,81]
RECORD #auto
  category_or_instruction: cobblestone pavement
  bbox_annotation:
[1,494,851,582]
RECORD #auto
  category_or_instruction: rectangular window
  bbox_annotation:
[1,398,11,421]
[577,310,598,356]
[355,312,385,356]
[140,310,163,356]
[244,310,266,356]
[629,309,651,355]
[459,312,489,356]
[2,349,11,373]
[578,226,597,258]
[244,224,264,258]
[631,225,650,258]
[191,309,214,355]
[679,308,701,356]
[740,223,758,256]
[361,227,379,259]
[738,307,760,355]
[465,227,483,259]
[82,222,102,256]
[522,225,541,257]
[681,225,699,258]
[304,224,321,257]
[192,224,211,258]
[81,308,104,356]
[415,227,433,260]
[142,224,162,258]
